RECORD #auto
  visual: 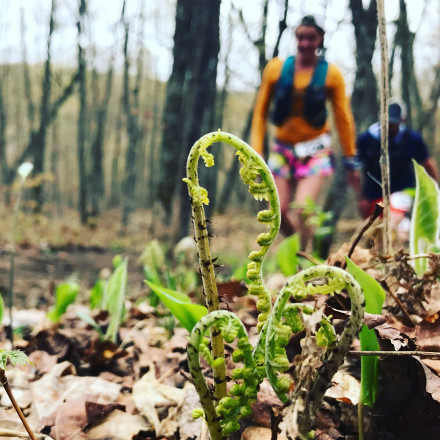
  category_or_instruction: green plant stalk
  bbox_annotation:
[184,130,281,400]
[0,369,37,440]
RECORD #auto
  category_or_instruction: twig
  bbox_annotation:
[344,203,384,268]
[377,0,392,254]
[0,429,46,439]
[296,251,322,266]
[349,350,440,359]
[0,370,37,440]
[379,280,416,327]
[158,365,178,383]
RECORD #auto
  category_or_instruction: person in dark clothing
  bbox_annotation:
[357,99,438,219]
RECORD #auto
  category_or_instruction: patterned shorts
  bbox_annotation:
[267,139,334,181]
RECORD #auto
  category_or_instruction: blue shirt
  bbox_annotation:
[357,122,430,200]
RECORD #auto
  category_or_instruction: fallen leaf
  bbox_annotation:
[374,323,416,351]
[85,402,126,425]
[132,363,184,433]
[50,397,88,440]
[86,409,152,440]
[325,371,360,405]
[30,362,121,429]
[415,311,440,351]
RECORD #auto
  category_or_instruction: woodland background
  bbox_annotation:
[1,0,440,249]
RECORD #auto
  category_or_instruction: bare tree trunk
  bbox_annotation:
[11,0,79,210]
[121,5,144,227]
[20,8,35,131]
[176,0,221,240]
[157,0,221,240]
[349,0,379,132]
[157,0,194,221]
[30,0,56,209]
[50,118,61,215]
[0,73,7,189]
[109,100,124,207]
[395,0,422,128]
[145,76,162,209]
[77,0,88,224]
[90,59,113,217]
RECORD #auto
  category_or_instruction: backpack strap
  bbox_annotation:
[303,57,329,128]
[278,56,295,90]
[310,57,328,88]
[270,56,295,126]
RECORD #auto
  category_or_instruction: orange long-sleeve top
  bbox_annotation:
[250,57,356,157]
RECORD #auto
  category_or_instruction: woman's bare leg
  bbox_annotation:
[274,175,296,236]
[293,174,327,250]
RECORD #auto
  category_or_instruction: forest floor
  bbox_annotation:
[0,207,359,309]
[1,207,439,440]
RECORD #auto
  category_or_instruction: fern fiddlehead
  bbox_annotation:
[184,131,280,439]
[184,131,364,440]
[265,265,365,438]
[188,311,258,439]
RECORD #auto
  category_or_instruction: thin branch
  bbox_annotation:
[377,0,392,254]
[379,279,416,327]
[349,350,440,359]
[344,203,384,267]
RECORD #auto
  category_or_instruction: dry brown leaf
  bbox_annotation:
[415,311,440,351]
[132,363,184,433]
[30,362,121,429]
[86,409,152,440]
[50,397,88,440]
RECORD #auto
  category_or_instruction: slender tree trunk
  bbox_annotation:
[11,0,79,210]
[0,76,7,189]
[121,9,143,227]
[176,0,221,240]
[20,8,35,131]
[395,0,422,128]
[109,100,124,207]
[31,0,56,209]
[349,0,379,132]
[157,0,193,221]
[77,0,88,224]
[90,62,113,217]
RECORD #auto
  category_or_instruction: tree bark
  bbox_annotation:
[349,0,379,132]
[77,0,88,224]
[121,4,144,227]
[394,0,422,128]
[157,0,221,239]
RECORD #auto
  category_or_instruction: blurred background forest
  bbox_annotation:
[1,0,440,249]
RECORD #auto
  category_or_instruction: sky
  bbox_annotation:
[0,0,439,92]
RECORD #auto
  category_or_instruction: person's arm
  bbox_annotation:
[412,130,439,182]
[422,157,439,182]
[327,65,363,201]
[327,64,356,158]
[250,59,279,156]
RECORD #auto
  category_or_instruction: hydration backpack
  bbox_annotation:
[270,55,329,127]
